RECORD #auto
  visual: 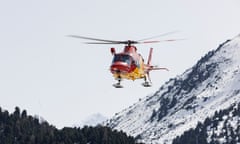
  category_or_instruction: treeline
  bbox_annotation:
[0,106,137,144]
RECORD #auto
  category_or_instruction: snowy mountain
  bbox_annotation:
[80,113,107,127]
[104,34,240,144]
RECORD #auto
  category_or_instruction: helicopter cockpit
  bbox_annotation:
[112,54,132,66]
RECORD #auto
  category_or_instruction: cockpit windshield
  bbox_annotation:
[112,54,132,65]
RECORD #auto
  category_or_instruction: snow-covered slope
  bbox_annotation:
[104,34,240,144]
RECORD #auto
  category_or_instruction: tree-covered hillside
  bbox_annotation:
[172,102,240,144]
[0,106,137,144]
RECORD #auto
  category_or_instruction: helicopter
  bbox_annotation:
[69,32,181,88]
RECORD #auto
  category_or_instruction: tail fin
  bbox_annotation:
[145,48,169,83]
[146,48,169,71]
[147,48,153,65]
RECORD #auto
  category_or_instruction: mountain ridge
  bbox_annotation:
[104,34,240,143]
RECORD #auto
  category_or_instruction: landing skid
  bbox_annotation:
[142,75,152,87]
[113,76,123,88]
[142,81,152,87]
[113,83,123,88]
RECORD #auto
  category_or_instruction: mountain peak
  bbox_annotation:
[80,113,107,127]
[105,35,240,143]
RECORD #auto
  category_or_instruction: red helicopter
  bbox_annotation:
[69,32,180,88]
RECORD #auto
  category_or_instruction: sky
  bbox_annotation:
[0,0,240,128]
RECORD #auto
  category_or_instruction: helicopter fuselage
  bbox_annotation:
[110,46,145,80]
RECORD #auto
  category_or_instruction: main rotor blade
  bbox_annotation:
[68,35,122,43]
[68,34,184,45]
[138,31,179,41]
[85,42,122,44]
[152,67,169,71]
[142,38,185,44]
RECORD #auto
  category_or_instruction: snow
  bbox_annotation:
[104,35,240,143]
[79,113,107,127]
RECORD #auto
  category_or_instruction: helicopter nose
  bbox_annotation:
[110,62,130,73]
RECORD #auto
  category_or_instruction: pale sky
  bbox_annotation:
[0,0,240,128]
